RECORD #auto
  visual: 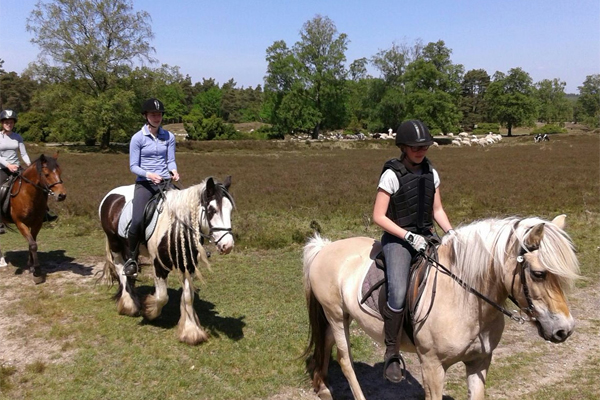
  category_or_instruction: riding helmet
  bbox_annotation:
[395,120,433,147]
[141,98,165,114]
[0,109,18,123]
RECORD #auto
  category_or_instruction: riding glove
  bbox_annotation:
[405,232,428,252]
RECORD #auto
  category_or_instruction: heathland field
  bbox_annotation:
[0,130,598,399]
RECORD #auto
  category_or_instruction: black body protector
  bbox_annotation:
[381,157,436,235]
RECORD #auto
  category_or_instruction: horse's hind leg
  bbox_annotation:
[177,274,208,345]
[464,355,492,400]
[329,312,367,400]
[310,324,335,400]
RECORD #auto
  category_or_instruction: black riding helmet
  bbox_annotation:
[395,120,433,147]
[0,109,18,123]
[141,98,165,114]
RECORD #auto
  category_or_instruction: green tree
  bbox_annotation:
[577,74,600,128]
[26,0,155,147]
[0,71,38,112]
[485,68,537,136]
[403,41,463,133]
[535,79,572,124]
[264,15,349,138]
[460,69,490,130]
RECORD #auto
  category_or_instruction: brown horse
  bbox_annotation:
[0,154,66,283]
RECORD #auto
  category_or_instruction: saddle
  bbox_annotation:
[359,237,440,345]
[118,187,176,243]
[0,174,19,222]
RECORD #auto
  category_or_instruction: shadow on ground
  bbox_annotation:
[5,249,93,277]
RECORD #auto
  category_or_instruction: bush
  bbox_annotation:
[531,124,567,135]
[186,115,236,141]
[472,123,500,135]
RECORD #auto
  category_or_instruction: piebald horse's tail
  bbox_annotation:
[302,234,333,393]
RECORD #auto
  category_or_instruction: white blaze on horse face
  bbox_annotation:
[210,197,234,254]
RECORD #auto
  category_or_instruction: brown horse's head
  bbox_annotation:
[33,153,66,201]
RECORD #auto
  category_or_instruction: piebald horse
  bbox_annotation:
[99,176,234,345]
[0,154,66,284]
[303,215,579,400]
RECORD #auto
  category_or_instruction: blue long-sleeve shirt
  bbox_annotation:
[129,125,177,182]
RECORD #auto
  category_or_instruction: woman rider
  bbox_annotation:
[123,98,179,277]
[372,120,454,383]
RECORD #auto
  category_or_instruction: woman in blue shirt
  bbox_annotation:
[124,98,179,277]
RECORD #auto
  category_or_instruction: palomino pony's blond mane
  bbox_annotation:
[442,216,580,298]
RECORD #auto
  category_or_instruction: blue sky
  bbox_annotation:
[1,0,598,94]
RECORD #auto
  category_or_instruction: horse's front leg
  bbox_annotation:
[464,355,492,400]
[15,221,44,284]
[418,356,447,400]
[177,273,208,345]
[142,261,170,320]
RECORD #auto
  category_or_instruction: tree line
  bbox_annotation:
[0,1,598,147]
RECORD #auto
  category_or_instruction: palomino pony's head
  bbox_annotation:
[27,154,67,202]
[443,214,580,343]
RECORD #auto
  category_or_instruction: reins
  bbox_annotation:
[419,247,535,324]
[12,167,63,198]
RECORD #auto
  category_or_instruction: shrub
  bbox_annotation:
[472,123,500,134]
[531,124,567,135]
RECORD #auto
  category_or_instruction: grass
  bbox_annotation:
[0,130,598,399]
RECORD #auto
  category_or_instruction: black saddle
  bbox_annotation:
[0,174,19,221]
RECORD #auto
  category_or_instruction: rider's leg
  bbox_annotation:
[124,182,155,277]
[381,232,413,383]
[0,168,10,234]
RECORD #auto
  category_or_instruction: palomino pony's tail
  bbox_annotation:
[301,234,332,381]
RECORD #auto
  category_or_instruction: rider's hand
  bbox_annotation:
[405,232,428,252]
[170,170,180,181]
[146,172,163,184]
[7,164,19,173]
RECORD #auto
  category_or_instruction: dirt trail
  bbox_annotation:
[1,260,598,399]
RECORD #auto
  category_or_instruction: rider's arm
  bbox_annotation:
[129,132,147,179]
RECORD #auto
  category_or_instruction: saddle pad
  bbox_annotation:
[358,261,385,320]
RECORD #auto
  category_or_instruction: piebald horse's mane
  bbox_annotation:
[442,216,580,296]
[155,178,233,278]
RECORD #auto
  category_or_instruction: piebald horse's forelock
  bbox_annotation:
[443,216,580,301]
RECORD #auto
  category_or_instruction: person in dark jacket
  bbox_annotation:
[372,120,454,383]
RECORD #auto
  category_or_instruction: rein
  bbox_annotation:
[419,250,535,324]
[12,168,63,197]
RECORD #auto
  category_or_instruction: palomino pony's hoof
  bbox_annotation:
[0,257,8,268]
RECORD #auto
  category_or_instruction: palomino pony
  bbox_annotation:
[0,154,66,284]
[99,176,235,345]
[303,215,580,400]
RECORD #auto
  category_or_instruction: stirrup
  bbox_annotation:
[383,352,406,383]
[123,259,139,278]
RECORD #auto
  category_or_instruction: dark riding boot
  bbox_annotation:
[383,304,406,383]
[124,235,140,278]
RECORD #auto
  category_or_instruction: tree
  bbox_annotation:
[460,69,490,130]
[534,79,572,125]
[264,15,349,138]
[485,68,537,136]
[577,74,600,128]
[26,0,155,147]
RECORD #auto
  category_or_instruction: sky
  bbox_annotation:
[1,0,598,94]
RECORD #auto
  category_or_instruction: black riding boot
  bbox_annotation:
[124,233,140,278]
[383,304,406,383]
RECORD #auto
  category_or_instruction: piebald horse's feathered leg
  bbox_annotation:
[177,271,208,345]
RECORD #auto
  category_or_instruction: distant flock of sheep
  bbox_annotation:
[290,128,503,147]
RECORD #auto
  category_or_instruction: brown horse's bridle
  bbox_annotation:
[12,168,63,197]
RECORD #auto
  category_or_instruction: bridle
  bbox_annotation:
[200,183,234,246]
[420,238,538,324]
[12,166,64,198]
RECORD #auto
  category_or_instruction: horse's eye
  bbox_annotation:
[530,270,547,280]
[207,206,216,220]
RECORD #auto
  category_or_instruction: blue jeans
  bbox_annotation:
[382,232,417,311]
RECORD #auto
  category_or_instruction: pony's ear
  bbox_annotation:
[223,175,232,190]
[205,177,216,198]
[524,223,545,251]
[551,214,567,230]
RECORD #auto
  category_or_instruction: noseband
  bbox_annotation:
[13,167,63,197]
